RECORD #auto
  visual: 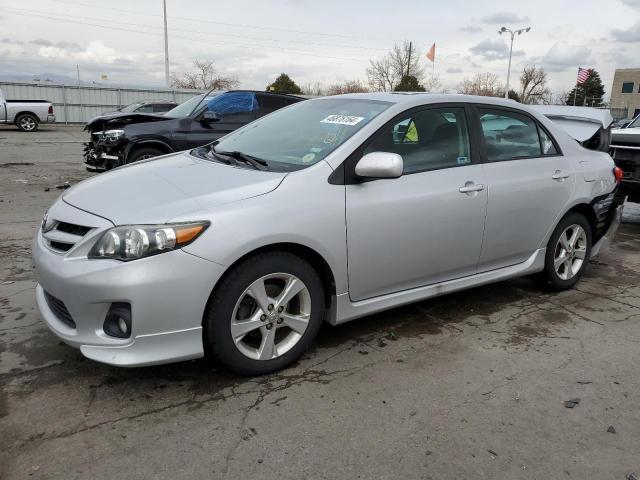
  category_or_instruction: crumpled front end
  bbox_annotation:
[83,130,128,172]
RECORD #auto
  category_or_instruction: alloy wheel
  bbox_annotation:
[230,273,311,361]
[20,117,36,131]
[553,224,587,281]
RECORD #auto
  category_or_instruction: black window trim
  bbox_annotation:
[329,102,481,185]
[470,104,563,164]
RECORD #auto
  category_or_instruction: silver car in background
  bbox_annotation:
[33,93,624,375]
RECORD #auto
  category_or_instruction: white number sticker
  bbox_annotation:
[321,115,364,126]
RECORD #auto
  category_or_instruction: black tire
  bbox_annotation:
[204,252,325,376]
[127,147,163,164]
[16,113,39,132]
[541,212,592,291]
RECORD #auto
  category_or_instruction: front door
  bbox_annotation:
[346,105,488,302]
[473,106,575,271]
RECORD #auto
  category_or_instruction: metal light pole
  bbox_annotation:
[163,0,170,87]
[498,26,530,98]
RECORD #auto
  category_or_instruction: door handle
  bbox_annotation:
[551,170,570,180]
[459,182,485,193]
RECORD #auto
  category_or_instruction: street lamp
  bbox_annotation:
[498,26,531,99]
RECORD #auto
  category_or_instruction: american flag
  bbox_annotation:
[577,67,590,84]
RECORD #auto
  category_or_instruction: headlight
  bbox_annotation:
[103,129,124,143]
[89,222,209,261]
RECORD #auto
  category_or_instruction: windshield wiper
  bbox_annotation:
[213,148,268,170]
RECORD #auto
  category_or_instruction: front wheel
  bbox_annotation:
[127,147,163,164]
[204,252,325,376]
[541,212,592,290]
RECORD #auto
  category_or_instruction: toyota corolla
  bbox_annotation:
[33,93,624,375]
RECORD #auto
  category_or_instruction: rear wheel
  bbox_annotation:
[127,147,163,164]
[16,113,38,132]
[542,212,592,290]
[204,252,325,376]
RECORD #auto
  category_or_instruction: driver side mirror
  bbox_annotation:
[355,152,403,179]
[201,111,220,124]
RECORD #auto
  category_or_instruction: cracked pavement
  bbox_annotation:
[1,126,640,479]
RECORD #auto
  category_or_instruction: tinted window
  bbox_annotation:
[135,104,154,113]
[257,94,288,115]
[364,107,471,174]
[153,103,174,113]
[538,127,558,155]
[622,82,634,93]
[478,109,542,161]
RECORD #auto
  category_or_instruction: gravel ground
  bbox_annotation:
[1,125,640,480]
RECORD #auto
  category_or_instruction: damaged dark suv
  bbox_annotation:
[83,90,303,171]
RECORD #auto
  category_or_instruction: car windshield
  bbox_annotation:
[165,92,221,118]
[211,98,392,168]
[120,102,144,113]
[627,115,640,128]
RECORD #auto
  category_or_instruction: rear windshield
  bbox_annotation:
[212,98,392,168]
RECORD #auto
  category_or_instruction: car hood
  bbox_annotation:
[62,151,287,225]
[85,112,169,132]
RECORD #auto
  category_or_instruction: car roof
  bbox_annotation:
[324,92,524,108]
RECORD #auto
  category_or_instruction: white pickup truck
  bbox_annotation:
[0,88,56,131]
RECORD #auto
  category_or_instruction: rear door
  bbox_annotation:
[346,104,488,301]
[473,106,575,271]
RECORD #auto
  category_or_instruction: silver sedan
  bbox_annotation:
[33,93,624,375]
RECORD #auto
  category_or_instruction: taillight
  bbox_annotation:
[613,166,623,184]
[48,105,53,114]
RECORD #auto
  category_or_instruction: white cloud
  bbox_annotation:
[611,21,640,42]
[540,42,592,72]
[469,38,525,60]
[481,12,530,24]
[460,25,482,33]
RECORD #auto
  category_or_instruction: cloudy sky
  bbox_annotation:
[1,0,639,98]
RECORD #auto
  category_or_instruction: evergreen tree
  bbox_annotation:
[565,69,605,106]
[266,73,302,94]
[394,75,426,92]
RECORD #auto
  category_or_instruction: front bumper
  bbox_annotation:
[33,203,226,367]
[83,140,123,172]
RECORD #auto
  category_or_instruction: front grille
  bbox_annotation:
[44,291,76,328]
[56,222,92,237]
[44,220,93,253]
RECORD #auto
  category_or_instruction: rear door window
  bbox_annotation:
[478,108,542,161]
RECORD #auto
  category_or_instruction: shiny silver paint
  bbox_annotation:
[354,151,403,178]
[33,93,620,367]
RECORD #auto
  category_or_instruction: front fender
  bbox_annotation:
[123,138,175,160]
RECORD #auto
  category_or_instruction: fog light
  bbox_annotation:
[103,303,132,339]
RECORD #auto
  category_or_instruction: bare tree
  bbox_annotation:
[301,82,325,96]
[326,80,369,95]
[423,74,442,93]
[170,60,239,90]
[519,65,551,104]
[458,72,504,97]
[366,41,426,91]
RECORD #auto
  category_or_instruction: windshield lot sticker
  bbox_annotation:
[457,156,470,165]
[321,115,364,126]
[302,153,316,163]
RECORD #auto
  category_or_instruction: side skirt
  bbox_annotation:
[330,248,546,325]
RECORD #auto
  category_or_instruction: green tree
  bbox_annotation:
[394,75,426,92]
[266,73,302,94]
[565,69,605,106]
